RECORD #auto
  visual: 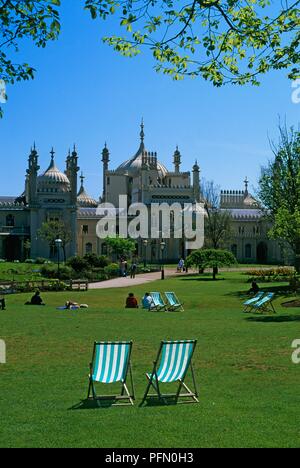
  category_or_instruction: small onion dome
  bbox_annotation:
[77,173,98,207]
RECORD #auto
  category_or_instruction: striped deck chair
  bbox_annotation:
[140,340,198,406]
[87,341,135,406]
[253,293,276,314]
[165,292,184,312]
[243,291,265,312]
[150,292,167,311]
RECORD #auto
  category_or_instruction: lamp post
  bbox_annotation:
[55,238,63,278]
[143,239,148,268]
[160,240,166,280]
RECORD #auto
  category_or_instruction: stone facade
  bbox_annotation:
[0,123,285,264]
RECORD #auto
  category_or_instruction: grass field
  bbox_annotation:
[0,272,300,448]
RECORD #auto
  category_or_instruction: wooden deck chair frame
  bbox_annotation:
[150,292,167,311]
[140,340,199,406]
[254,297,276,314]
[87,341,135,406]
[165,292,184,312]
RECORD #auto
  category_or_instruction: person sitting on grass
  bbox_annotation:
[249,280,260,295]
[142,292,153,310]
[25,291,45,306]
[0,297,6,310]
[125,293,139,309]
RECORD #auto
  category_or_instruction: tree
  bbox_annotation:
[258,125,300,272]
[86,0,300,85]
[38,220,72,262]
[186,248,237,280]
[1,0,300,118]
[0,0,61,117]
[105,236,136,259]
[202,179,233,250]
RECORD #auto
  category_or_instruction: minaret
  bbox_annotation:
[26,143,40,205]
[101,143,110,201]
[193,160,200,202]
[244,176,249,197]
[173,146,181,173]
[69,145,80,205]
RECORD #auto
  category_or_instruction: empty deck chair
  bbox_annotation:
[165,292,184,312]
[253,293,276,314]
[150,292,167,311]
[87,341,135,406]
[140,340,199,405]
[243,291,265,312]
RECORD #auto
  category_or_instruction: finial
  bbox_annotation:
[50,147,55,160]
[80,172,85,188]
[140,118,145,143]
[244,176,249,194]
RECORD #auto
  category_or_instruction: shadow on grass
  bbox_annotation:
[246,314,300,323]
[179,276,225,282]
[69,398,118,410]
[226,284,295,299]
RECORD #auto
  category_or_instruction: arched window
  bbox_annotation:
[85,243,93,254]
[6,215,15,227]
[231,244,238,257]
[245,244,252,258]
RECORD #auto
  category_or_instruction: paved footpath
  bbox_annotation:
[88,266,276,290]
[88,270,177,290]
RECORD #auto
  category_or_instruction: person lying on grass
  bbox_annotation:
[125,293,139,309]
[25,291,45,306]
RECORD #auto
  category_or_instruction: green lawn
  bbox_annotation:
[0,272,300,448]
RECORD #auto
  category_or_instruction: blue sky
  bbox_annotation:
[0,0,299,199]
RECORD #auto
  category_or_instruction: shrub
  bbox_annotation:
[83,253,109,268]
[35,257,48,265]
[66,256,90,273]
[25,259,35,264]
[104,263,120,278]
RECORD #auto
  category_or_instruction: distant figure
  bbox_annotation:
[25,291,45,306]
[177,258,185,272]
[249,281,260,295]
[0,297,6,310]
[65,301,80,310]
[125,293,139,309]
[130,262,137,279]
[142,293,152,310]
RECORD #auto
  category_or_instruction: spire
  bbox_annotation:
[173,146,181,173]
[244,176,249,196]
[193,159,200,172]
[140,118,145,144]
[80,171,85,188]
[102,143,110,163]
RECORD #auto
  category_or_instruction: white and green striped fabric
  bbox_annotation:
[149,340,195,383]
[165,292,178,307]
[92,342,131,384]
[150,292,166,309]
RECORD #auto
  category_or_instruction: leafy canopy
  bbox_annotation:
[86,0,300,85]
[186,248,237,269]
[0,0,300,109]
[258,125,300,265]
